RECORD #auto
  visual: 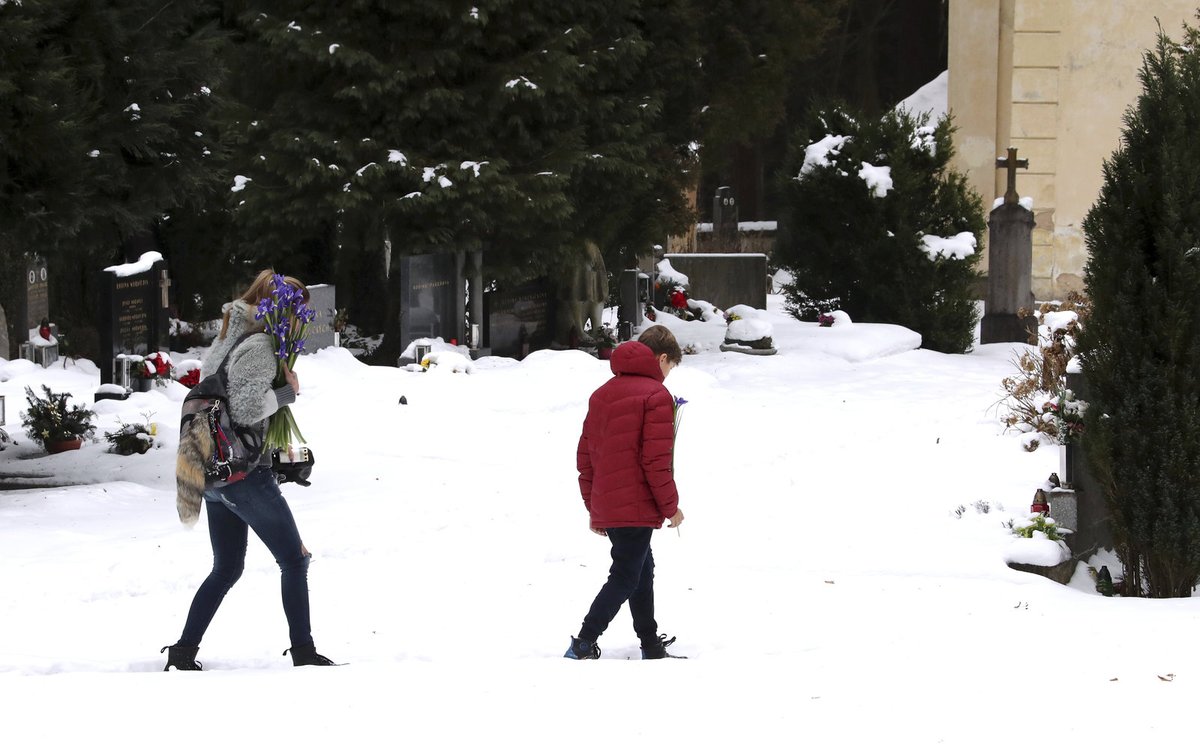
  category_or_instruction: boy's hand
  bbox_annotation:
[590,524,607,536]
[667,509,684,528]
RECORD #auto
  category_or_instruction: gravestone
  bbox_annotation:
[98,252,171,386]
[713,186,739,252]
[304,284,337,352]
[17,256,50,341]
[663,253,767,311]
[485,278,557,360]
[1060,369,1112,558]
[398,253,462,353]
[617,269,649,341]
[15,255,59,366]
[981,148,1036,344]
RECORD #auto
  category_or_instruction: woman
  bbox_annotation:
[162,269,336,669]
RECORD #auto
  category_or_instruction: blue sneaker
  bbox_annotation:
[564,636,601,660]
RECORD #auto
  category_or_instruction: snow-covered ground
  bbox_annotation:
[2,296,1197,748]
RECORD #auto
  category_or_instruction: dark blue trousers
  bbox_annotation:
[179,466,313,648]
[579,527,658,644]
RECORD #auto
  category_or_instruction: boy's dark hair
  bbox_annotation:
[638,325,682,364]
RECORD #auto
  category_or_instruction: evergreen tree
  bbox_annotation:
[211,0,702,355]
[0,0,228,355]
[1078,26,1200,597]
[774,105,984,353]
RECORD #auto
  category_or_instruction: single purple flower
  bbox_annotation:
[674,396,688,407]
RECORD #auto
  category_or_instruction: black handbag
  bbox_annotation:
[272,446,315,486]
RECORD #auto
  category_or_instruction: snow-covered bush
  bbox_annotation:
[775,104,985,353]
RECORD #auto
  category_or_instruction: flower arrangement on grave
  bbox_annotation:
[593,323,617,349]
[21,385,96,450]
[722,305,775,350]
[177,367,201,388]
[105,416,155,455]
[1000,293,1089,449]
[255,274,317,451]
[134,352,173,387]
[1010,513,1065,542]
[817,313,836,327]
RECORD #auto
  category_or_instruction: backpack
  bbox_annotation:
[176,333,265,526]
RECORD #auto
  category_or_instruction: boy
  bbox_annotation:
[566,325,686,660]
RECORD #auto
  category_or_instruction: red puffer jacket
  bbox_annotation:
[577,341,679,528]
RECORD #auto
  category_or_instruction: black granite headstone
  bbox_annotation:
[485,278,557,360]
[712,186,739,251]
[399,254,461,351]
[99,254,170,385]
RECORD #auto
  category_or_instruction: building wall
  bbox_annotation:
[950,0,1196,298]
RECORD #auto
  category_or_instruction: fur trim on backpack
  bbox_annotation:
[176,415,213,527]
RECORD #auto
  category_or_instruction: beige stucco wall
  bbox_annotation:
[950,0,1197,298]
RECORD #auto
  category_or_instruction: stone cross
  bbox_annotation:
[159,270,171,308]
[995,147,1029,206]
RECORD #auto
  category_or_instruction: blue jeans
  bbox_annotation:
[579,527,658,644]
[179,466,313,648]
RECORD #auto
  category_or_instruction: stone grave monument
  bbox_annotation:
[981,148,1036,344]
[484,278,556,360]
[713,186,739,252]
[98,252,171,392]
[663,253,767,311]
[304,284,338,351]
[398,253,462,357]
[15,255,58,367]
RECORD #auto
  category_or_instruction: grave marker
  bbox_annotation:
[981,148,1036,344]
[98,252,170,386]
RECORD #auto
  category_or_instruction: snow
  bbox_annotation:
[655,259,688,287]
[895,70,948,122]
[103,251,163,277]
[231,175,251,192]
[799,134,850,177]
[696,220,777,233]
[505,76,539,90]
[857,162,892,197]
[3,295,1199,747]
[919,231,977,260]
[992,195,1035,211]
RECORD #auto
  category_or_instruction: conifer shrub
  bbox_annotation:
[775,105,985,354]
[1078,26,1200,598]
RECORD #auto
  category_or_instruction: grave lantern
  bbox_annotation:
[1030,489,1050,515]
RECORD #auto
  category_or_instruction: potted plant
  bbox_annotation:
[21,386,96,453]
[128,351,173,391]
[594,323,617,360]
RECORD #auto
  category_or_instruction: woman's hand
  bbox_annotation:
[281,360,300,395]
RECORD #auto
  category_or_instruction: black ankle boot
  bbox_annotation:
[161,643,203,671]
[284,644,338,666]
[640,634,686,660]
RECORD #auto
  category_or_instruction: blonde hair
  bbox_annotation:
[218,269,309,340]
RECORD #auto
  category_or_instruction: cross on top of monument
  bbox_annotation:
[996,147,1029,206]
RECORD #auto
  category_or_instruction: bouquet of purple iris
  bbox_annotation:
[255,274,317,451]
